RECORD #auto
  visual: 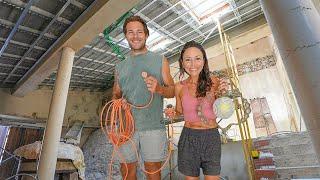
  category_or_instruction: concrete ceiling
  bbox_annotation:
[0,0,264,95]
[0,0,96,88]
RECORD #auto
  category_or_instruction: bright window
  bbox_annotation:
[182,0,231,24]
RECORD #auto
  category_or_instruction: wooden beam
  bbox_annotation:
[19,160,77,173]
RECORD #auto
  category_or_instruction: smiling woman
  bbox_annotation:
[165,40,226,180]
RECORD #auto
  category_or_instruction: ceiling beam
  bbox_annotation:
[0,62,28,70]
[75,56,115,66]
[1,0,73,25]
[0,0,35,57]
[228,0,242,23]
[2,52,36,61]
[0,37,46,51]
[160,0,206,39]
[134,10,185,44]
[70,0,87,10]
[12,0,140,97]
[0,18,57,39]
[2,1,72,85]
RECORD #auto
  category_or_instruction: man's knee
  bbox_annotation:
[144,162,162,180]
[120,162,137,178]
[144,161,162,171]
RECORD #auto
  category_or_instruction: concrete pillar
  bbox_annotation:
[260,0,320,162]
[38,47,75,180]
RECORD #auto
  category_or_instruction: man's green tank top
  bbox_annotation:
[115,51,165,131]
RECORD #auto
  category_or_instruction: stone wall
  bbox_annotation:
[82,129,148,180]
[82,129,122,180]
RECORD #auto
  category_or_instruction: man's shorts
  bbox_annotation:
[116,129,168,163]
[178,127,221,177]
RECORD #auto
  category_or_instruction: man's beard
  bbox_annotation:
[129,41,147,51]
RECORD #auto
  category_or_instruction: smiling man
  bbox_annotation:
[112,16,175,180]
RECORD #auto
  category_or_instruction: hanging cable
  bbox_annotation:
[102,12,132,61]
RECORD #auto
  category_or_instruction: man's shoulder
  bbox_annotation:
[115,59,128,70]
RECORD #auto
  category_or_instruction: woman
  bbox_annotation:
[166,41,225,180]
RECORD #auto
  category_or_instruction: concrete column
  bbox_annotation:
[38,47,75,180]
[260,0,320,162]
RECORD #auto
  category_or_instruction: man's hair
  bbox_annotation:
[123,15,149,36]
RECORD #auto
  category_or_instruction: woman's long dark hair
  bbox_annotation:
[179,41,212,98]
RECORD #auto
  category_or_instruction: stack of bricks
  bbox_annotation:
[253,139,277,180]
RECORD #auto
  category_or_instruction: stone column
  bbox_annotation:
[38,47,75,179]
[260,0,320,162]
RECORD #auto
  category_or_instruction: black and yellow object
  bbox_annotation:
[251,150,260,159]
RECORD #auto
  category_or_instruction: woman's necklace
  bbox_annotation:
[187,80,210,125]
[196,97,208,125]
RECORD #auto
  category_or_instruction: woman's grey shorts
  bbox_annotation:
[178,127,221,177]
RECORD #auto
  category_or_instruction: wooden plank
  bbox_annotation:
[19,160,77,173]
[62,172,79,180]
[0,128,43,178]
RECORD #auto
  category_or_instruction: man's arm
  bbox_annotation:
[143,57,174,98]
[164,83,183,119]
[174,83,183,116]
[112,71,122,99]
[155,57,175,98]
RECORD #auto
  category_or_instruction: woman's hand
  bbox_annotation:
[210,77,229,97]
[218,78,229,95]
[164,107,176,119]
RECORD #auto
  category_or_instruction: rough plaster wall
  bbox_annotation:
[206,25,271,60]
[0,88,113,149]
[207,36,273,71]
[239,67,292,133]
[0,88,112,127]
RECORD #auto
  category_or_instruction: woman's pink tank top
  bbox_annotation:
[181,81,217,122]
